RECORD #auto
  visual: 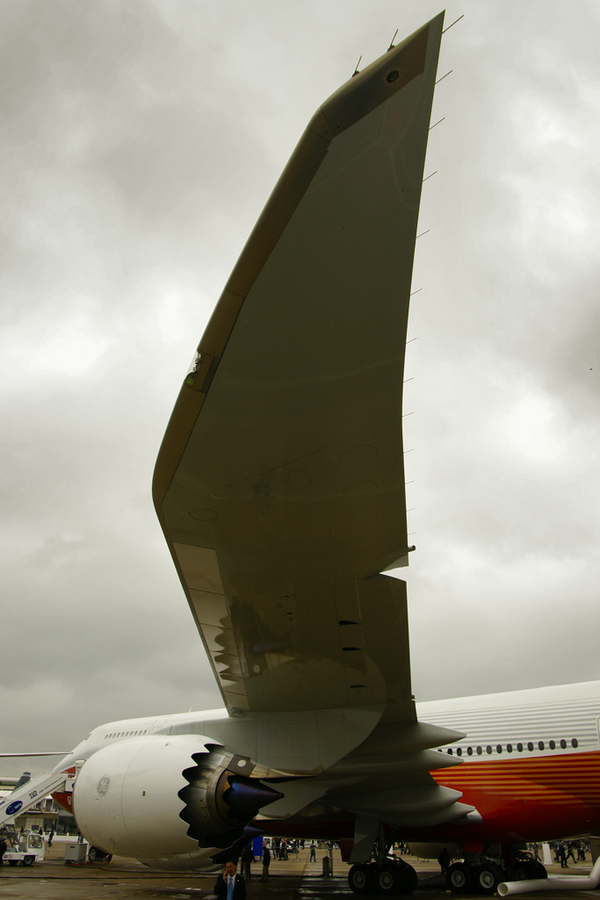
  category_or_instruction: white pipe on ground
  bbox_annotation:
[498,856,600,896]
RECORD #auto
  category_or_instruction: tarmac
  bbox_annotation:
[0,845,597,900]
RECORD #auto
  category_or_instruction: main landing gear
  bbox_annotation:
[348,827,417,895]
[349,859,418,895]
[446,851,547,894]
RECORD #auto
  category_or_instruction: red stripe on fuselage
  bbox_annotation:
[426,749,600,841]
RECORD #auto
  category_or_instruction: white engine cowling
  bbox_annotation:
[73,734,273,861]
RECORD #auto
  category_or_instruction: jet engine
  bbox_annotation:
[72,734,280,862]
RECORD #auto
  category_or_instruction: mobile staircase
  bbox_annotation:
[0,770,68,828]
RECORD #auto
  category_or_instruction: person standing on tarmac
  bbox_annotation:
[557,843,568,868]
[213,861,246,900]
[241,844,254,882]
[261,843,271,882]
[438,847,450,874]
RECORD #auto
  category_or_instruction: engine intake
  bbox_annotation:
[179,750,281,847]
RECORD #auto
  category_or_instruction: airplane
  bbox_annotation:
[3,11,599,897]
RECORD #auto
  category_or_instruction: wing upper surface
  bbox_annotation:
[154,15,444,718]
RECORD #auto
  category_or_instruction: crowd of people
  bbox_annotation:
[550,840,590,867]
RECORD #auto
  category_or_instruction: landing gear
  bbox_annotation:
[348,860,418,895]
[512,852,547,881]
[348,864,374,894]
[375,863,403,895]
[532,860,548,879]
[447,859,503,894]
[474,862,503,894]
[445,847,548,894]
[446,862,474,892]
[513,860,538,880]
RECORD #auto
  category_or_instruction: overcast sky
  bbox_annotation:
[1,0,599,773]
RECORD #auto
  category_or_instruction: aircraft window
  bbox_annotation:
[457,748,462,756]
[486,746,492,755]
[144,730,147,734]
[549,740,556,750]
[517,743,523,752]
[447,748,453,754]
[538,741,544,751]
[527,742,534,751]
[571,738,578,748]
[496,745,502,754]
[467,747,473,756]
[477,746,482,755]
[507,744,513,753]
[560,739,567,749]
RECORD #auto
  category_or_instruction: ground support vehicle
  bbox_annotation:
[1,827,45,866]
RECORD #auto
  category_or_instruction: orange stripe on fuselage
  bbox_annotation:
[427,749,600,839]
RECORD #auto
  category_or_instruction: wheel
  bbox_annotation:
[447,862,474,892]
[513,860,538,880]
[474,862,503,894]
[512,863,530,881]
[88,847,97,862]
[374,863,402,895]
[533,861,547,879]
[348,863,374,894]
[8,860,19,866]
[22,855,35,866]
[400,864,418,895]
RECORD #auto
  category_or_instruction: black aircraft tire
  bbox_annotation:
[348,864,374,894]
[512,863,531,881]
[375,863,402,895]
[533,861,548,879]
[474,862,503,894]
[447,862,474,893]
[401,864,418,895]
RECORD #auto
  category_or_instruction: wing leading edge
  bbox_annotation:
[154,15,444,719]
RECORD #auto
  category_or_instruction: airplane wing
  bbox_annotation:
[153,15,444,723]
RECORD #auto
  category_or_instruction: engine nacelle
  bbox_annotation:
[73,734,279,861]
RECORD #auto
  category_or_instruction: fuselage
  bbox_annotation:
[416,681,600,842]
[53,680,600,851]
